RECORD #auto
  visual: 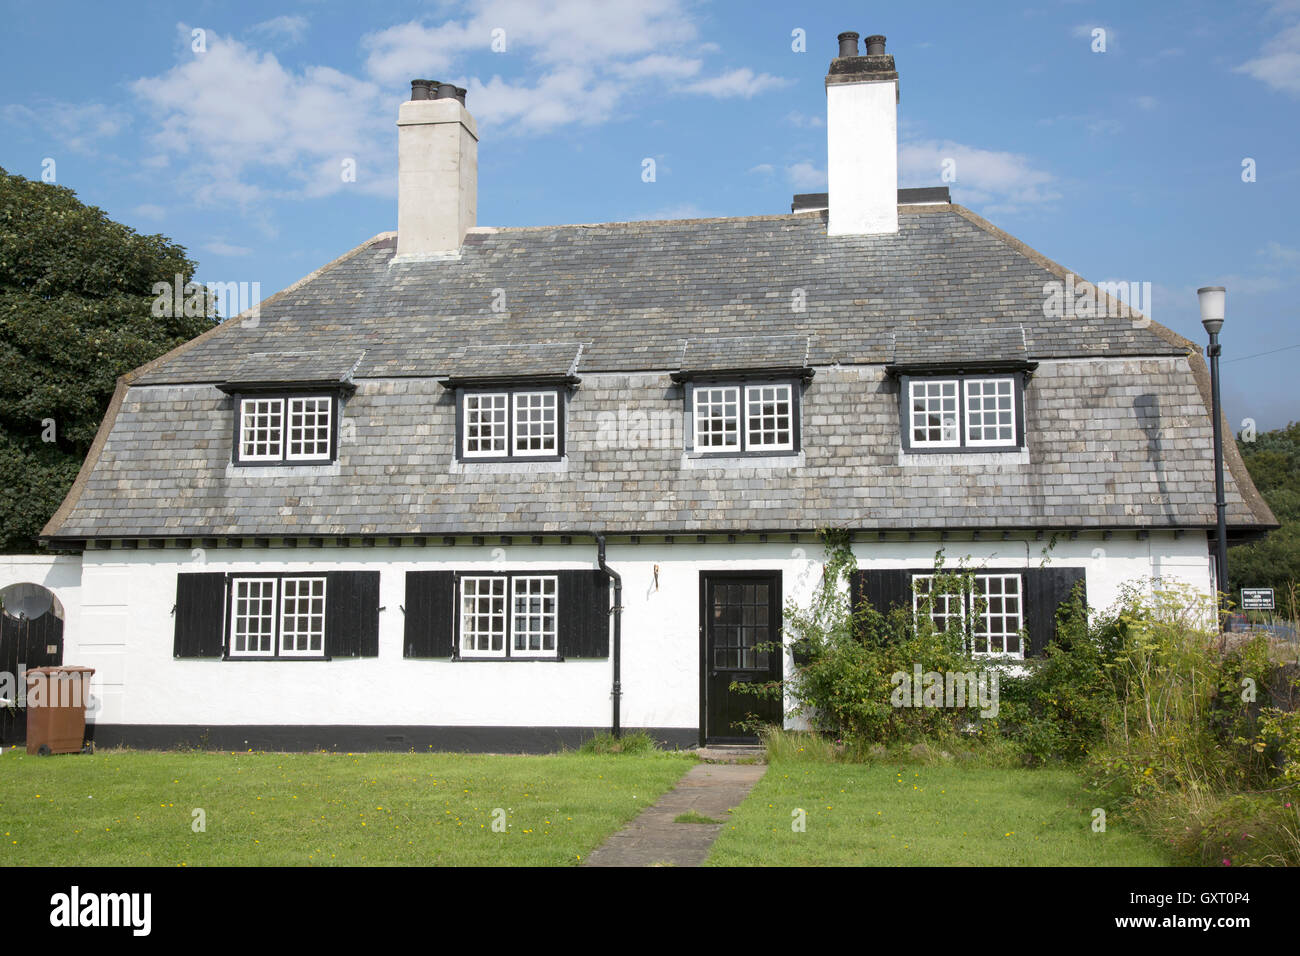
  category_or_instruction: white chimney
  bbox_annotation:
[395,80,477,260]
[825,32,898,236]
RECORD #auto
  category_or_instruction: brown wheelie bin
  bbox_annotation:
[25,666,95,755]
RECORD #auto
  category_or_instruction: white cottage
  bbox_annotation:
[18,32,1274,750]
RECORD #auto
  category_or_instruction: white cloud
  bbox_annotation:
[132,203,166,221]
[629,202,714,221]
[249,15,309,46]
[785,111,824,128]
[1237,20,1300,96]
[1133,95,1158,111]
[748,163,774,175]
[786,162,827,190]
[900,139,1059,213]
[204,240,253,257]
[130,26,392,205]
[677,68,791,99]
[360,3,779,127]
[1260,240,1300,263]
[2,101,130,151]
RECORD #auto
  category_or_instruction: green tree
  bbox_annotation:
[1229,421,1300,609]
[0,167,215,551]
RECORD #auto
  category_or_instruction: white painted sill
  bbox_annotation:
[897,448,1029,467]
[450,458,569,475]
[680,451,806,470]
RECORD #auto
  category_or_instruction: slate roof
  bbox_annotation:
[130,207,1187,385]
[43,205,1276,541]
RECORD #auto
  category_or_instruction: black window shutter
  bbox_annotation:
[557,570,610,659]
[853,569,915,617]
[173,573,227,658]
[1023,567,1087,658]
[325,571,381,658]
[403,571,456,658]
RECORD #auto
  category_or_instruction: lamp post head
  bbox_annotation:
[1198,286,1226,336]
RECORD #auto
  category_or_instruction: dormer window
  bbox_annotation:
[685,380,801,456]
[895,371,1027,453]
[457,386,565,461]
[233,393,337,465]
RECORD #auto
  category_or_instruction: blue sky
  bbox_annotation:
[1,0,1297,429]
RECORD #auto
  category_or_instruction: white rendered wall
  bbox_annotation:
[66,533,1211,731]
[0,553,81,635]
[826,78,898,236]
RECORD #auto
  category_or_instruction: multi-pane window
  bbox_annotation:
[231,578,278,656]
[279,577,327,656]
[511,576,558,657]
[904,375,1020,451]
[912,575,966,636]
[287,397,333,460]
[512,392,558,457]
[463,393,509,457]
[236,395,335,464]
[691,382,798,454]
[239,399,283,461]
[459,574,559,658]
[230,576,327,658]
[964,379,1016,446]
[909,380,959,447]
[460,576,507,655]
[460,389,562,460]
[693,386,741,450]
[911,572,1023,657]
[745,384,794,451]
[710,581,771,670]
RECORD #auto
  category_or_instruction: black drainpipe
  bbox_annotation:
[594,532,622,738]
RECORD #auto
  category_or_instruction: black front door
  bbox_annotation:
[700,572,782,744]
[0,610,64,746]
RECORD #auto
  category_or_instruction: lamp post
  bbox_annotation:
[1198,285,1228,617]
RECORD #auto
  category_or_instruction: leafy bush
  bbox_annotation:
[736,532,996,746]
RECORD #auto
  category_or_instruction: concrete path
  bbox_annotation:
[582,761,767,867]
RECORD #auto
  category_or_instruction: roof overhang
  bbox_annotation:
[436,373,582,390]
[884,359,1038,379]
[216,378,357,396]
[670,365,816,384]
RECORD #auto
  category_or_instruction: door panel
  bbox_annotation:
[701,573,781,743]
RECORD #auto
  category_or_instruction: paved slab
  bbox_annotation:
[582,762,767,867]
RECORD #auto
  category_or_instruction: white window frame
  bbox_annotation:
[278,576,327,657]
[511,391,559,458]
[743,383,795,452]
[692,385,742,452]
[911,572,1024,659]
[238,398,285,462]
[690,381,798,455]
[509,575,559,658]
[459,576,508,657]
[236,395,335,464]
[963,378,1017,448]
[230,577,281,658]
[907,379,961,449]
[285,397,334,461]
[462,392,510,459]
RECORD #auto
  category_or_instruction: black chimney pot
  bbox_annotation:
[454,86,467,106]
[410,79,434,101]
[865,35,886,55]
[837,31,859,57]
[434,82,458,100]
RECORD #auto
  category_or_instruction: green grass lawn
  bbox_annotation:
[0,748,693,866]
[707,760,1174,866]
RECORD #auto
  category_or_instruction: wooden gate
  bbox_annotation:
[0,610,65,746]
